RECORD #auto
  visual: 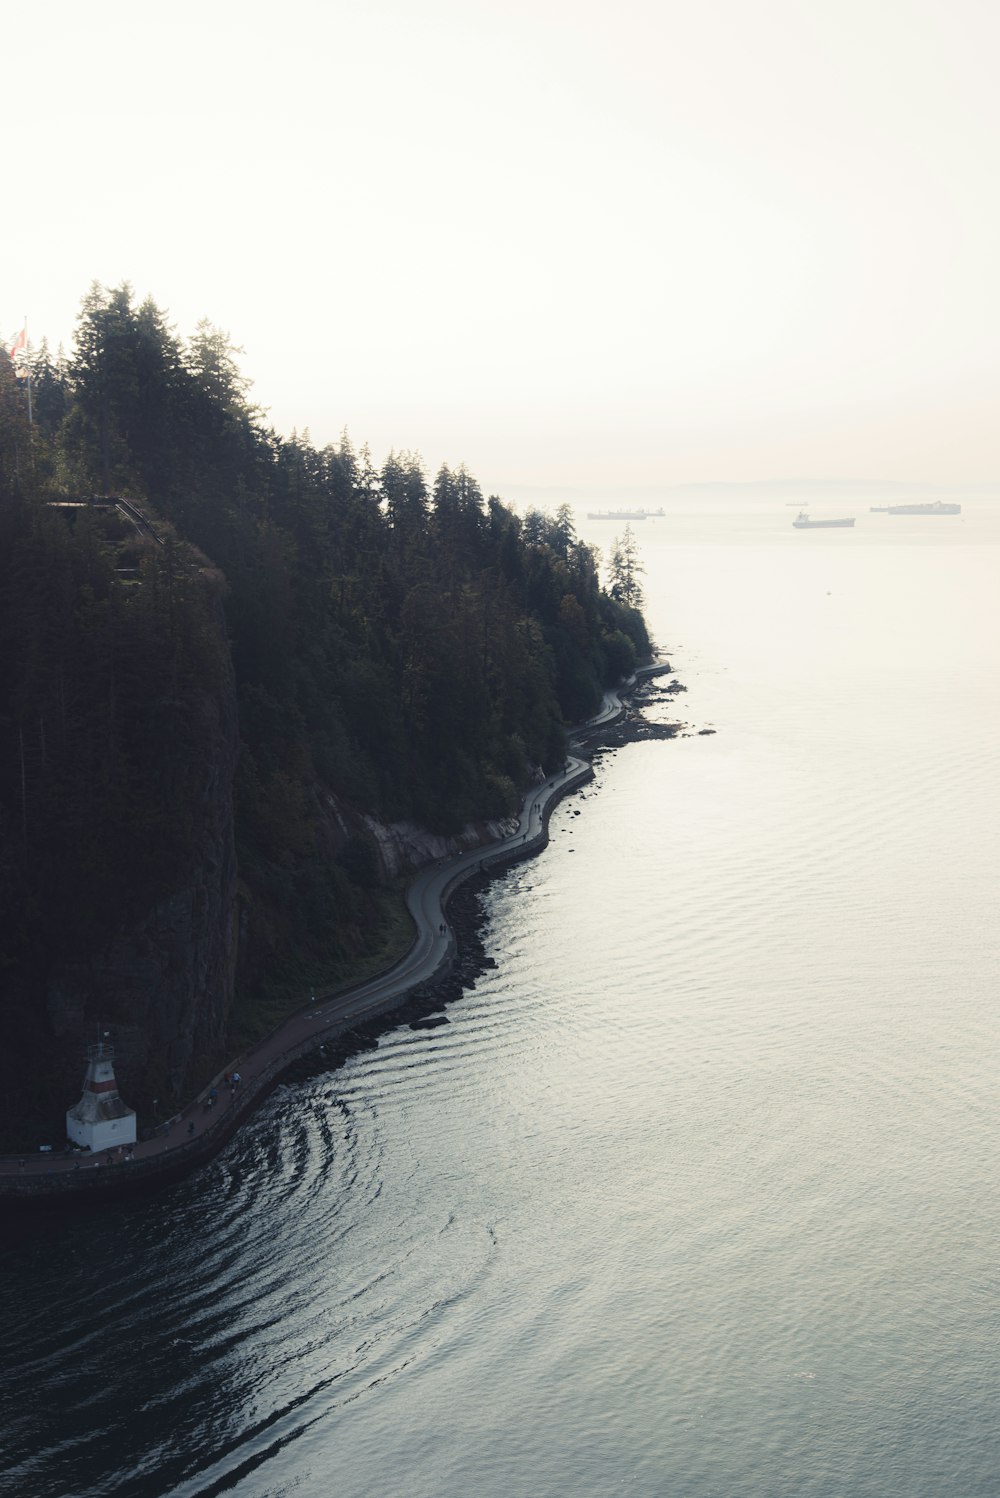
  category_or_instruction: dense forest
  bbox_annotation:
[0,284,650,1145]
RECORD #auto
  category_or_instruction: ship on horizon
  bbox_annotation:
[792,512,855,529]
[586,507,665,520]
[869,501,961,515]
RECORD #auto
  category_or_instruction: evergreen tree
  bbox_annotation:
[607,523,645,608]
[0,281,656,1142]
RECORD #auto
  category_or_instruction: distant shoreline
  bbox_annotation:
[0,663,671,1204]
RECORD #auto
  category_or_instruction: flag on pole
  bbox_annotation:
[7,325,27,362]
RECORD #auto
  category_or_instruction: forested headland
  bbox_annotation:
[0,283,650,1147]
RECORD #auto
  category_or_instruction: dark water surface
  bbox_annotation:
[3,495,998,1497]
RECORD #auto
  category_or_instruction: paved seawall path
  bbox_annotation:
[0,667,666,1201]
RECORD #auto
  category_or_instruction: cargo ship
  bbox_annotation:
[586,508,665,520]
[792,512,855,529]
[869,501,961,515]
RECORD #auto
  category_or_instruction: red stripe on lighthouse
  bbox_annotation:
[86,1078,119,1093]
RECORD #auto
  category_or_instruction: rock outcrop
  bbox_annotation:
[45,624,241,1112]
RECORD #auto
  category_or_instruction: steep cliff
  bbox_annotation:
[0,500,243,1145]
[45,651,241,1113]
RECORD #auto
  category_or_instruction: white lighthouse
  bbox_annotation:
[66,1037,137,1151]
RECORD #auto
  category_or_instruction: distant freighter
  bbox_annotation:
[869,501,961,515]
[586,508,665,520]
[792,512,855,529]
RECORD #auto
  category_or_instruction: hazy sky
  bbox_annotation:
[6,0,998,491]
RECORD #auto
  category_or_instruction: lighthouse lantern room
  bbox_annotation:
[66,1037,137,1151]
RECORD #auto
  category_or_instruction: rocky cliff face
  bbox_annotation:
[362,811,522,879]
[305,780,530,878]
[46,627,241,1115]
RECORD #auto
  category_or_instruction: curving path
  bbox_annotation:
[1,666,665,1197]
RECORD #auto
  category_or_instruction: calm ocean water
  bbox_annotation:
[3,494,998,1498]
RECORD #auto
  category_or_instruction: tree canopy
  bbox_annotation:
[0,282,652,1138]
